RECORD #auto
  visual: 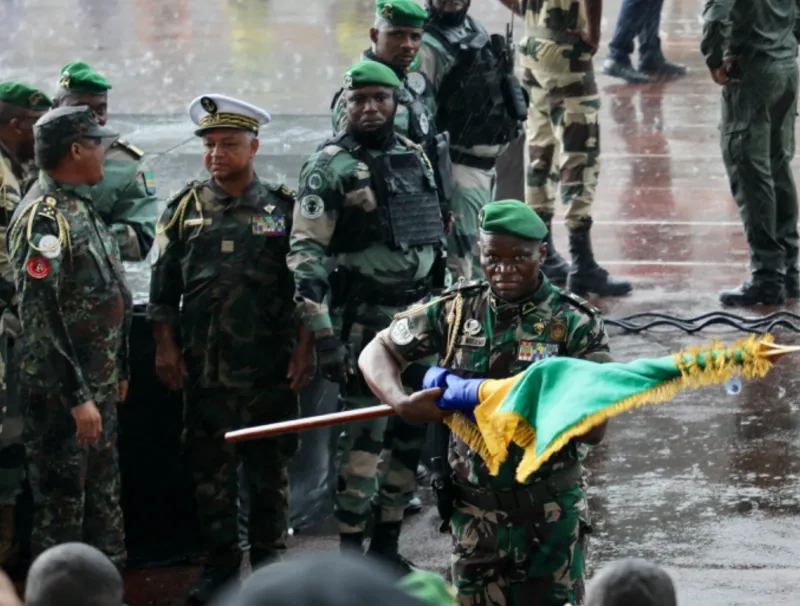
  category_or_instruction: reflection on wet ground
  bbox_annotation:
[4,0,800,603]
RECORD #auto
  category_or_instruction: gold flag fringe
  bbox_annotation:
[446,334,777,484]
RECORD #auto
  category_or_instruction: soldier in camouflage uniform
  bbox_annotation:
[497,0,631,297]
[6,106,130,569]
[288,60,446,568]
[359,200,612,605]
[0,81,52,566]
[419,0,528,282]
[148,94,314,604]
[51,61,157,261]
[331,0,454,520]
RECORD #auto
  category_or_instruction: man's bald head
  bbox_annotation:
[25,543,123,606]
[585,558,677,606]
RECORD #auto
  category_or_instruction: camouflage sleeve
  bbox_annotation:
[147,192,185,324]
[565,311,611,361]
[287,151,345,339]
[376,296,448,369]
[419,35,451,97]
[701,0,734,69]
[331,90,347,135]
[0,174,20,314]
[104,157,158,262]
[10,213,94,407]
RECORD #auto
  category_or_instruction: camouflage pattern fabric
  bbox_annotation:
[184,386,298,568]
[8,172,132,567]
[419,24,503,281]
[23,387,125,566]
[90,139,158,261]
[376,276,610,604]
[148,177,300,565]
[521,0,600,232]
[288,138,437,532]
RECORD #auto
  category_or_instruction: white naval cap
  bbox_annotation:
[187,94,271,136]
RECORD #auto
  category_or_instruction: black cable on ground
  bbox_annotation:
[604,311,800,335]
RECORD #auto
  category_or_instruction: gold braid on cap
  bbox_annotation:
[198,112,259,133]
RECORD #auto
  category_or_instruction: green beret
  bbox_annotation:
[376,0,428,27]
[479,200,548,241]
[58,61,112,94]
[343,59,403,89]
[0,81,52,111]
[398,571,457,606]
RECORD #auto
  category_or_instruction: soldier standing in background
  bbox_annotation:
[51,61,157,261]
[0,82,51,566]
[7,106,130,571]
[288,60,446,570]
[148,94,314,604]
[702,0,800,306]
[419,0,528,281]
[497,0,632,297]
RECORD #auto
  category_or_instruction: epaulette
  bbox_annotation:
[264,181,296,203]
[156,181,200,236]
[113,138,145,160]
[8,195,69,258]
[442,278,488,296]
[561,290,600,316]
[164,181,199,208]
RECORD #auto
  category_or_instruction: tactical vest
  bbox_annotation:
[426,17,528,148]
[325,133,444,255]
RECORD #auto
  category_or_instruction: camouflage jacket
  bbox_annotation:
[419,18,506,160]
[520,0,595,74]
[378,275,610,490]
[148,176,298,389]
[288,135,438,340]
[331,50,437,140]
[7,172,132,407]
[91,139,158,262]
[0,140,30,315]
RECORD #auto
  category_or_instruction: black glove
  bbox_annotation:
[315,335,352,385]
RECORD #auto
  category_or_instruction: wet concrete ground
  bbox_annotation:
[4,0,800,604]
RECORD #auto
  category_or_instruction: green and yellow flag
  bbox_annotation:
[426,334,793,483]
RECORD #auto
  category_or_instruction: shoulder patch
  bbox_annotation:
[113,138,145,160]
[442,279,488,296]
[561,291,600,316]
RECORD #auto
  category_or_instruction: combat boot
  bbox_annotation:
[366,521,415,576]
[186,552,241,605]
[0,505,18,567]
[340,531,364,554]
[538,212,570,286]
[567,228,632,297]
[719,282,785,307]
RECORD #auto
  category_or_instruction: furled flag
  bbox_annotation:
[424,334,794,483]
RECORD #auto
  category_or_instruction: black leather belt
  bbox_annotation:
[450,150,496,171]
[453,464,583,512]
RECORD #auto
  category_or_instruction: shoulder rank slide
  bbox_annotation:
[114,138,145,160]
[561,291,600,316]
[442,278,487,296]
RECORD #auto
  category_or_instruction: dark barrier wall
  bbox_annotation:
[120,306,340,566]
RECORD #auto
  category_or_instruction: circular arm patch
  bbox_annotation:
[26,256,51,279]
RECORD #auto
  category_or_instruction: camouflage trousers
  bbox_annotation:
[0,336,23,508]
[445,162,496,282]
[449,486,587,606]
[22,384,126,567]
[336,394,427,531]
[184,385,299,569]
[523,67,600,231]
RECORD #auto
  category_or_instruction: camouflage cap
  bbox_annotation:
[58,61,112,95]
[376,0,429,28]
[0,81,53,111]
[34,106,118,149]
[479,199,548,241]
